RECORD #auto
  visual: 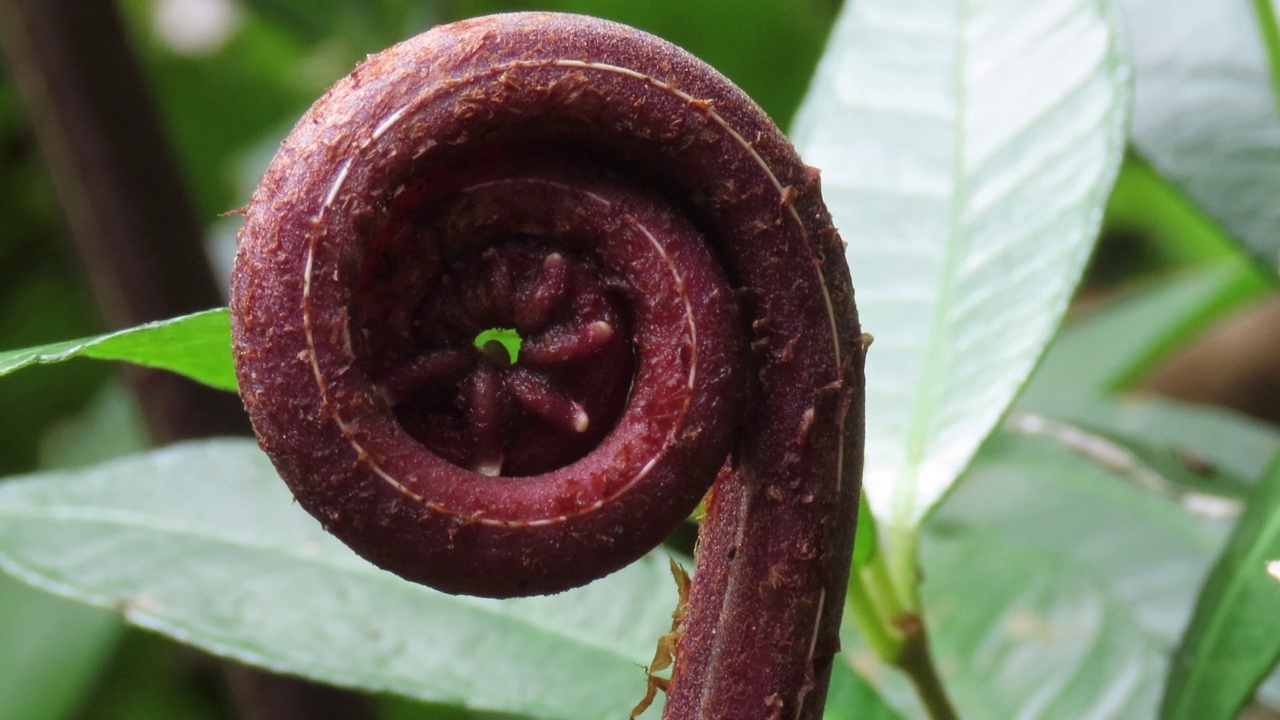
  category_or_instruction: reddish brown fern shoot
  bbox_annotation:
[230,13,865,719]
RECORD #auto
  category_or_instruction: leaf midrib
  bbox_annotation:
[896,0,972,537]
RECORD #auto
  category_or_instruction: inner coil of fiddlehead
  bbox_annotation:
[354,155,638,477]
[231,15,781,597]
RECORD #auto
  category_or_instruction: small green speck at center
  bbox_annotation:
[474,327,522,365]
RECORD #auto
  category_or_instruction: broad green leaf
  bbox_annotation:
[1159,452,1280,720]
[1119,0,1280,269]
[923,530,1167,719]
[0,573,123,720]
[1012,219,1280,720]
[0,441,677,720]
[850,429,1228,719]
[790,0,1130,558]
[853,488,879,569]
[0,309,235,392]
[935,430,1226,654]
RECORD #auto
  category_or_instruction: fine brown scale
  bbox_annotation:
[230,12,866,720]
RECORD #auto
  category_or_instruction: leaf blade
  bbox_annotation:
[0,308,236,392]
[791,0,1130,539]
[850,429,1227,719]
[1159,452,1280,720]
[1121,0,1280,269]
[0,441,675,719]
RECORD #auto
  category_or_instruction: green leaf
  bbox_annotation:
[852,488,879,569]
[1159,452,1280,720]
[0,309,236,392]
[854,429,1227,719]
[924,529,1168,719]
[0,440,678,720]
[0,383,146,720]
[1120,0,1280,269]
[936,429,1225,648]
[790,0,1130,580]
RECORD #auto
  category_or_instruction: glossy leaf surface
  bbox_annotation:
[853,430,1227,719]
[0,309,235,392]
[0,441,677,720]
[791,0,1130,548]
[1121,0,1280,268]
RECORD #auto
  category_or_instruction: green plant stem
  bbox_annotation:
[845,569,902,660]
[863,545,907,622]
[886,524,923,612]
[897,616,961,720]
[849,536,960,720]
